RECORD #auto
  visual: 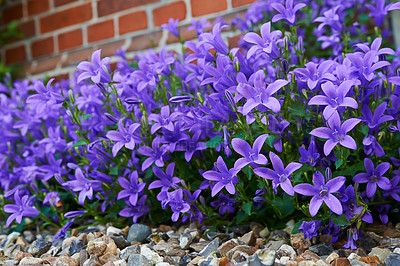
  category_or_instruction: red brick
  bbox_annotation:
[6,20,36,43]
[94,40,126,57]
[153,1,186,26]
[5,45,26,64]
[127,31,162,52]
[30,55,61,75]
[191,0,227,17]
[118,10,148,35]
[232,0,256,7]
[31,37,54,58]
[61,47,94,68]
[3,3,23,23]
[97,0,159,17]
[87,20,114,43]
[40,3,92,34]
[53,73,70,82]
[58,29,82,51]
[54,0,78,7]
[28,0,50,16]
[166,24,198,44]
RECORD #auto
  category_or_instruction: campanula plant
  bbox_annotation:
[1,0,400,250]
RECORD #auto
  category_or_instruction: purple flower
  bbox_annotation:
[271,0,306,25]
[383,175,400,201]
[356,38,395,56]
[343,227,359,250]
[366,0,400,26]
[293,61,335,91]
[64,210,87,218]
[363,135,385,157]
[161,18,179,37]
[118,170,146,206]
[342,185,373,223]
[294,171,345,217]
[76,49,111,84]
[299,220,321,239]
[375,204,391,224]
[231,134,268,169]
[106,119,141,157]
[169,95,193,103]
[26,78,63,115]
[313,6,343,32]
[200,23,229,55]
[63,168,103,205]
[149,106,179,134]
[53,219,74,242]
[361,102,393,131]
[238,70,289,115]
[149,163,181,191]
[164,189,191,222]
[188,19,211,36]
[202,156,240,197]
[138,137,169,171]
[254,152,302,196]
[4,191,40,227]
[119,195,150,223]
[43,192,61,207]
[346,51,390,82]
[243,22,282,59]
[353,158,391,198]
[310,112,360,156]
[299,137,320,166]
[308,80,358,120]
[210,192,237,215]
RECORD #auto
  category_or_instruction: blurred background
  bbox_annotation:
[0,0,255,81]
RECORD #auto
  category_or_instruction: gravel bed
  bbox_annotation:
[1,221,400,265]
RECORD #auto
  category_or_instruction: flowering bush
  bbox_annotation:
[2,0,400,249]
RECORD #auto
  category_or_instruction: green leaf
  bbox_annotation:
[331,214,351,226]
[272,194,295,218]
[206,136,223,148]
[242,202,253,216]
[360,126,369,136]
[236,210,248,224]
[242,165,252,181]
[110,166,119,176]
[292,220,303,234]
[335,159,343,169]
[71,140,87,149]
[266,135,276,148]
[289,103,312,121]
[231,132,247,140]
[81,114,93,121]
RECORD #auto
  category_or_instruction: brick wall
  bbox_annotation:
[0,0,256,81]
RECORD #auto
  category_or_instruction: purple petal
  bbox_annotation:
[280,179,295,196]
[231,138,251,157]
[366,182,377,197]
[309,196,323,217]
[324,194,343,215]
[326,176,346,192]
[353,173,369,183]
[253,167,276,180]
[269,152,285,173]
[310,127,331,139]
[253,134,268,153]
[376,162,390,176]
[341,118,361,133]
[340,136,357,150]
[294,184,318,196]
[324,139,337,156]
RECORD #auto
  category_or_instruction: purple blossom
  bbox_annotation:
[254,152,301,196]
[299,136,320,166]
[356,38,395,56]
[164,189,191,222]
[64,210,87,218]
[43,192,61,207]
[299,220,321,239]
[366,0,400,26]
[293,61,335,91]
[53,219,75,242]
[342,185,373,223]
[63,168,103,205]
[210,192,237,215]
[202,156,240,197]
[4,191,40,227]
[243,22,282,59]
[363,135,385,157]
[231,134,268,169]
[360,102,393,131]
[271,0,306,25]
[353,158,391,198]
[161,18,180,37]
[138,137,169,171]
[119,195,150,223]
[383,175,400,201]
[237,70,289,115]
[117,170,146,206]
[375,204,391,224]
[343,227,359,249]
[310,112,360,156]
[106,119,141,157]
[313,6,343,32]
[188,19,211,36]
[200,23,229,55]
[294,171,345,217]
[76,49,111,84]
[26,78,63,116]
[308,80,358,120]
[148,163,181,191]
[149,106,179,134]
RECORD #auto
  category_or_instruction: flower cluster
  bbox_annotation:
[1,0,400,249]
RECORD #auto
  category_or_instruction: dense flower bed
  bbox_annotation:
[2,0,400,249]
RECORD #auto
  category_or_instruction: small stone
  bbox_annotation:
[53,254,79,266]
[5,260,18,266]
[140,245,163,264]
[298,261,318,266]
[100,253,120,264]
[232,251,249,263]
[276,244,296,260]
[120,245,141,261]
[250,248,275,266]
[166,249,186,257]
[368,247,390,263]
[291,233,311,254]
[87,240,107,256]
[385,253,400,266]
[107,226,122,236]
[359,256,380,265]
[83,254,102,266]
[26,239,52,257]
[111,235,128,250]
[229,225,251,235]
[19,257,45,265]
[349,261,369,266]
[250,222,264,236]
[226,245,254,260]
[80,249,89,266]
[239,231,257,246]
[103,236,118,255]
[205,231,233,242]
[260,227,270,238]
[72,229,79,237]
[5,244,21,258]
[5,232,20,248]
[156,263,171,266]
[78,233,88,245]
[347,253,361,262]
[383,227,400,238]
[190,241,210,252]
[264,239,286,251]
[159,225,172,232]
[219,257,230,266]
[69,240,85,256]
[199,257,219,266]
[394,248,400,254]
[14,251,32,262]
[269,230,290,240]
[333,257,351,266]
[63,237,78,250]
[179,229,199,249]
[198,238,219,258]
[309,242,334,256]
[218,240,238,257]
[298,250,322,263]
[23,231,35,243]
[284,219,296,234]
[127,224,151,243]
[114,260,127,266]
[15,237,28,250]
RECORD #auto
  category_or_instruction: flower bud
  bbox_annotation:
[125,97,141,105]
[105,113,118,124]
[68,90,75,104]
[225,90,236,110]
[282,59,289,73]
[169,95,193,103]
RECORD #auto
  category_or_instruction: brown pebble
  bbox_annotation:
[239,231,257,246]
[219,256,230,266]
[359,256,381,266]
[218,240,238,258]
[383,227,400,238]
[333,257,350,266]
[121,226,130,236]
[15,251,33,262]
[71,229,79,237]
[159,224,172,232]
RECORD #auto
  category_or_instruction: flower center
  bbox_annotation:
[369,173,380,183]
[332,129,344,142]
[124,134,131,142]
[248,151,257,161]
[318,186,329,198]
[278,173,288,183]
